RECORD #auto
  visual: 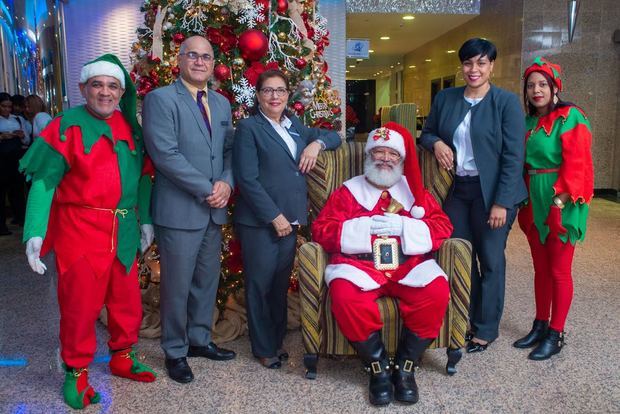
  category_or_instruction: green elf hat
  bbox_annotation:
[523,56,563,91]
[79,54,141,138]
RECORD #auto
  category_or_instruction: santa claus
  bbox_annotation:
[312,122,453,406]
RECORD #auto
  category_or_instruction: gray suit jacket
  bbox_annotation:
[233,112,341,227]
[143,79,234,229]
[419,85,527,210]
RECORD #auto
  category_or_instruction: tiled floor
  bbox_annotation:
[1,199,619,413]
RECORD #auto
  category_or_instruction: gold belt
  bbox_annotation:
[81,205,130,252]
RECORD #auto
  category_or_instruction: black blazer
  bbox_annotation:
[420,85,528,210]
[233,112,340,227]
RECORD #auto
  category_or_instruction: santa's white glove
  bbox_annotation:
[370,213,404,236]
[140,224,155,254]
[26,237,47,274]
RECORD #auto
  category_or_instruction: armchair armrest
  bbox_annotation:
[435,237,472,349]
[298,241,329,354]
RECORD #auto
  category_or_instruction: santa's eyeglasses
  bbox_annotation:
[369,148,401,162]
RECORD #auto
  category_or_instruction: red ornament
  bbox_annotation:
[238,29,269,62]
[293,101,305,113]
[276,0,288,14]
[332,106,341,115]
[171,66,180,77]
[295,58,307,69]
[213,64,231,81]
[172,33,186,45]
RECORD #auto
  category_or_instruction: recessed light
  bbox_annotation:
[446,50,456,54]
[425,59,432,62]
[356,59,363,62]
[390,65,394,68]
[369,49,375,53]
[349,65,355,68]
[409,65,416,68]
[380,36,390,40]
[346,70,349,73]
[402,15,415,20]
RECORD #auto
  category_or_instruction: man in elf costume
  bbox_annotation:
[20,54,157,409]
[312,122,453,406]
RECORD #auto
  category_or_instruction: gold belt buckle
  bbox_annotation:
[372,237,399,271]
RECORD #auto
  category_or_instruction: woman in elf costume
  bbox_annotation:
[514,57,594,360]
[20,54,157,409]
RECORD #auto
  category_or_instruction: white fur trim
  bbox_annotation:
[325,263,381,291]
[398,259,447,288]
[344,175,414,212]
[410,206,425,219]
[341,217,372,254]
[80,61,125,88]
[401,217,432,255]
[365,128,405,158]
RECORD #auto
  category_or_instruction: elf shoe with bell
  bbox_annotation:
[63,365,101,410]
[109,348,157,382]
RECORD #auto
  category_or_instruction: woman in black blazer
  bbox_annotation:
[233,69,340,368]
[420,38,527,352]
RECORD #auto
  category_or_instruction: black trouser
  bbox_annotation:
[0,146,25,229]
[443,176,517,342]
[236,223,297,358]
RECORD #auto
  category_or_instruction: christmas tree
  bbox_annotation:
[131,0,340,310]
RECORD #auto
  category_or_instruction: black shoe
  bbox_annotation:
[0,228,11,236]
[392,328,433,404]
[466,340,489,353]
[465,331,474,342]
[188,342,236,361]
[351,331,394,406]
[165,357,194,383]
[277,348,289,361]
[258,356,282,369]
[513,319,549,349]
[529,329,564,361]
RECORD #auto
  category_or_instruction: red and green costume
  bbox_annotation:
[21,53,158,409]
[518,103,593,332]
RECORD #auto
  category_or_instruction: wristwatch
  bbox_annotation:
[315,139,326,150]
[552,196,565,209]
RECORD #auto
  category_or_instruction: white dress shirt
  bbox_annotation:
[453,96,482,177]
[259,109,297,158]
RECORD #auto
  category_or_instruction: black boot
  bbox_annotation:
[392,328,433,404]
[528,329,564,360]
[513,319,549,348]
[351,331,393,406]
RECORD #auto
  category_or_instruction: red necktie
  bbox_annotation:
[196,90,212,135]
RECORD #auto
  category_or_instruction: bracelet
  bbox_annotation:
[552,196,565,209]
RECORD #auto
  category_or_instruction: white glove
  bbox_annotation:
[26,237,47,274]
[370,213,403,237]
[140,224,155,253]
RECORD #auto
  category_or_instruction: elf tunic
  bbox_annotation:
[518,105,593,245]
[19,106,152,367]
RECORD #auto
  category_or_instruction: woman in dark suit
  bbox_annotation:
[233,69,340,368]
[420,38,527,352]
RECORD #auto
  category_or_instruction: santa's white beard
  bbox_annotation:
[364,157,403,188]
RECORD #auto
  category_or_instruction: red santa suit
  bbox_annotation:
[312,164,453,342]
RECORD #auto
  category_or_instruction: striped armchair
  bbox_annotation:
[299,141,472,379]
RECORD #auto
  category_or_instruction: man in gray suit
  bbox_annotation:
[143,35,235,384]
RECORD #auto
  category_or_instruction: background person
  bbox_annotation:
[514,57,593,360]
[233,69,340,369]
[420,38,527,352]
[24,94,53,139]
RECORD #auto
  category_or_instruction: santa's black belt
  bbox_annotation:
[349,249,409,265]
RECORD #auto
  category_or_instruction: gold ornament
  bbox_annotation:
[278,32,287,41]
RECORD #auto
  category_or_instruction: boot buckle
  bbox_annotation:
[403,359,414,373]
[370,361,382,374]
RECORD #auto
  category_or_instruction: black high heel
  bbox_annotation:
[466,339,489,353]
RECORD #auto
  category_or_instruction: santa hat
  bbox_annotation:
[79,54,141,138]
[366,121,426,219]
[523,56,563,91]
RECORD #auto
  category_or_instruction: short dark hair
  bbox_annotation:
[251,69,291,116]
[11,94,25,106]
[458,38,497,62]
[0,92,11,103]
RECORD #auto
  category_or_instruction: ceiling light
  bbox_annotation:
[409,65,416,68]
[390,65,394,68]
[402,15,415,20]
[425,59,432,62]
[346,70,350,73]
[446,50,456,53]
[349,65,355,68]
[397,62,400,65]
[356,59,363,62]
[380,36,390,40]
[369,49,375,53]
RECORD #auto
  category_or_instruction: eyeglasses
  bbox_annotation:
[370,149,401,162]
[180,52,214,62]
[259,87,289,97]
